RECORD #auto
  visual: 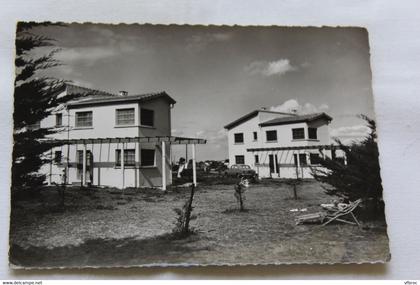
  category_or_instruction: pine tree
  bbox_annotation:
[311,116,384,217]
[12,22,79,191]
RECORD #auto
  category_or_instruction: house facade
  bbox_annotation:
[38,84,205,189]
[224,109,342,179]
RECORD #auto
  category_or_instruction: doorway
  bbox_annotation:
[76,150,93,184]
[269,154,279,177]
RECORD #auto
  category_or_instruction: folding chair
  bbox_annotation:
[295,212,327,225]
[321,199,362,227]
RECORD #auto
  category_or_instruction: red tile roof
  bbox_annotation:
[259,113,332,127]
[224,109,294,130]
[65,84,117,97]
[64,84,176,108]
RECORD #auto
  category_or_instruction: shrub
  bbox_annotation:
[172,184,197,238]
[311,116,384,219]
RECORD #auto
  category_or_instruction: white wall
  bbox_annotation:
[227,115,261,168]
[40,95,173,189]
[226,112,334,178]
[68,102,140,139]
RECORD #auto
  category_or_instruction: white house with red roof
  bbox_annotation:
[38,84,206,189]
[224,109,343,179]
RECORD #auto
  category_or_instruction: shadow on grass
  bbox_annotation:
[10,232,210,269]
[221,208,255,214]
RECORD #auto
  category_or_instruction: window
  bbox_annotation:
[55,113,63,126]
[75,111,93,127]
[116,108,135,125]
[140,108,154,127]
[266,130,277,142]
[308,128,318,139]
[234,133,244,143]
[115,149,136,167]
[292,128,305,140]
[310,153,321,165]
[141,149,155,166]
[255,155,259,164]
[294,154,308,166]
[253,131,258,141]
[235,155,245,164]
[54,151,62,164]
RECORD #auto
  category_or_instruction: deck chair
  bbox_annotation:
[295,212,327,225]
[321,199,362,227]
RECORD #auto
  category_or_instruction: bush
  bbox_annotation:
[172,184,197,238]
[311,116,384,219]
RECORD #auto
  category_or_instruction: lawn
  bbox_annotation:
[9,178,390,268]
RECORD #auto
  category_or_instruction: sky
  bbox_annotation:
[32,24,375,161]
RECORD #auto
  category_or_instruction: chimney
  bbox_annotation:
[119,90,128,96]
[261,107,267,110]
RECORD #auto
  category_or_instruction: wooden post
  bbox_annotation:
[137,140,141,188]
[49,148,53,185]
[256,152,260,178]
[98,142,102,186]
[192,144,197,186]
[66,110,70,185]
[162,140,166,191]
[296,149,301,179]
[121,142,125,190]
[168,141,173,185]
[82,144,87,187]
[185,144,188,162]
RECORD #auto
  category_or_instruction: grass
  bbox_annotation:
[9,178,390,268]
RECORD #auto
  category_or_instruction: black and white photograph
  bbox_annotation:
[9,22,390,268]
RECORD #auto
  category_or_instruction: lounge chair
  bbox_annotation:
[321,199,362,227]
[295,199,362,227]
[295,212,327,225]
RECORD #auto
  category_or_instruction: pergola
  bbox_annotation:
[247,144,344,176]
[50,136,206,190]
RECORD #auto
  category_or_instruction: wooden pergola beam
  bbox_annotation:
[247,144,340,152]
[47,136,206,145]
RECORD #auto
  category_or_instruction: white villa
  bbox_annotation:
[224,108,344,179]
[37,84,205,189]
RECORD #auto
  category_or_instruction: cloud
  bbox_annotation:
[300,61,311,68]
[88,26,116,39]
[56,47,118,65]
[245,59,297,77]
[186,32,232,52]
[171,127,228,161]
[55,26,144,66]
[269,99,329,114]
[182,128,227,145]
[318,103,329,111]
[66,79,95,88]
[171,129,185,136]
[330,125,370,144]
[211,33,232,41]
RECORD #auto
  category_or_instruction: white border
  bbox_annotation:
[1,0,420,279]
